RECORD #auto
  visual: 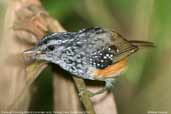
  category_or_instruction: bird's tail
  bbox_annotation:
[129,40,155,47]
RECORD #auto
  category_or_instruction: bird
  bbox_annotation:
[24,27,154,97]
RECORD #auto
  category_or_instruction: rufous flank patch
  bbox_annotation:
[93,58,127,78]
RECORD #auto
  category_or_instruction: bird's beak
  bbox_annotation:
[24,48,42,56]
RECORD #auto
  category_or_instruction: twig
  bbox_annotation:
[73,77,96,114]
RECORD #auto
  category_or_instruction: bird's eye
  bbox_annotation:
[47,45,55,51]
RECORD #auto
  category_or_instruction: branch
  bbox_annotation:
[73,77,96,114]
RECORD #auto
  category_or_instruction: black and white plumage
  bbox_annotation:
[24,27,154,96]
[25,27,139,79]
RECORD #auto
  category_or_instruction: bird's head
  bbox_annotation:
[24,32,75,63]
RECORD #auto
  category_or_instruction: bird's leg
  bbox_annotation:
[79,78,115,97]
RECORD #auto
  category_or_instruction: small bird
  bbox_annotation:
[24,27,154,96]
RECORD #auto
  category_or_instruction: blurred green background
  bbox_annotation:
[2,0,168,113]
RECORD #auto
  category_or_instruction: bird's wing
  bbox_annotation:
[86,29,138,69]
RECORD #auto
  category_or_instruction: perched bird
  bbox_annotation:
[24,27,154,96]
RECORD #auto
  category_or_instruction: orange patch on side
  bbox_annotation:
[93,58,128,78]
